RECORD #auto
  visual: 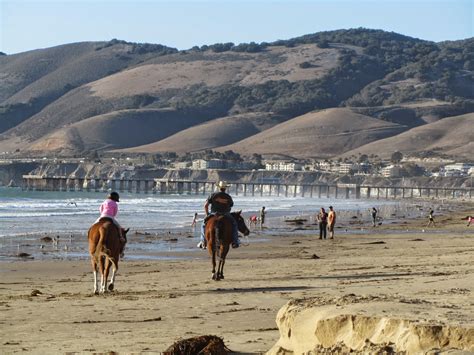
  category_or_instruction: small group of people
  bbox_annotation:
[248,206,266,227]
[316,206,336,240]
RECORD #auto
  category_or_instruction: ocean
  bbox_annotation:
[0,187,406,261]
[0,187,402,237]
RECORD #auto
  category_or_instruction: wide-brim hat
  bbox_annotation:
[217,181,229,189]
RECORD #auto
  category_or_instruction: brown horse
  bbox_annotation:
[205,211,250,281]
[88,219,129,294]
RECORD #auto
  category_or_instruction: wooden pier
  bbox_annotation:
[21,175,473,200]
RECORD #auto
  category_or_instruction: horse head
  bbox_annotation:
[232,210,250,236]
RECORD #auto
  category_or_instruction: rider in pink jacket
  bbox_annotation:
[95,192,124,242]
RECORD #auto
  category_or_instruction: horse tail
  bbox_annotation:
[94,223,116,270]
[214,218,224,258]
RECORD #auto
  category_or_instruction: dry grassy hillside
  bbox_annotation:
[0,43,348,150]
[28,108,205,154]
[1,30,472,158]
[88,45,340,99]
[341,112,474,159]
[220,108,406,159]
[0,42,101,103]
[0,41,176,134]
[121,112,283,153]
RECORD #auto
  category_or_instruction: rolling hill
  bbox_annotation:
[121,112,283,154]
[340,112,474,159]
[0,29,472,159]
[219,108,407,159]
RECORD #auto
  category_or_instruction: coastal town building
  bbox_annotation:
[381,165,402,177]
[265,161,303,172]
[440,163,474,177]
[192,159,226,170]
[173,162,191,169]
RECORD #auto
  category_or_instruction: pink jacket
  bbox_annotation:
[99,199,118,218]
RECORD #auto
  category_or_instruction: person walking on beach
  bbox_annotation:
[317,207,328,240]
[466,216,473,227]
[427,208,435,227]
[328,206,336,239]
[260,206,266,227]
[191,212,198,227]
[197,181,239,249]
[371,207,378,227]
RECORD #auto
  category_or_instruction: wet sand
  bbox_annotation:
[1,203,473,353]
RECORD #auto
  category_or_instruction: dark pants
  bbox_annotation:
[319,222,327,239]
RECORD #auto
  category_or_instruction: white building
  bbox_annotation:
[265,161,303,172]
[192,159,226,170]
[442,163,473,177]
[381,165,402,177]
[332,163,356,175]
[173,162,191,169]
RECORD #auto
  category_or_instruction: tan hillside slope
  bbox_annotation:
[0,42,104,104]
[121,112,282,153]
[28,108,205,154]
[0,43,345,148]
[88,44,341,99]
[342,112,474,159]
[221,108,407,159]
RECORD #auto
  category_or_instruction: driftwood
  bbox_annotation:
[164,335,231,355]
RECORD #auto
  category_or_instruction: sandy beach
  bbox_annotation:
[1,203,473,353]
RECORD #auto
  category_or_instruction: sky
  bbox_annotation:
[1,0,473,54]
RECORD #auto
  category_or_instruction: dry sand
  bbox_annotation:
[1,207,473,353]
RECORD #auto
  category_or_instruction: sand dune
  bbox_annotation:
[342,112,474,159]
[221,108,407,158]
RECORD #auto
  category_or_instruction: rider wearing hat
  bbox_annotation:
[198,181,240,249]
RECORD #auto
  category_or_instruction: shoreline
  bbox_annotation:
[1,199,472,262]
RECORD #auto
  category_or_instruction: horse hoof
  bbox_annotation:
[93,290,99,295]
[108,283,114,291]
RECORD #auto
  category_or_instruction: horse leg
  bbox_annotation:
[108,259,117,291]
[103,258,111,293]
[90,257,99,294]
[99,256,107,293]
[218,258,225,280]
[212,251,219,280]
[218,246,229,280]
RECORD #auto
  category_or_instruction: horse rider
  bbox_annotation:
[95,191,126,256]
[197,181,240,249]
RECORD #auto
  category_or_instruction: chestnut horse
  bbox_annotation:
[88,219,129,294]
[205,211,250,281]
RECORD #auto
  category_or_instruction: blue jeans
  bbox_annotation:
[200,213,239,245]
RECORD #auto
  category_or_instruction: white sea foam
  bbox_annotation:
[0,187,397,237]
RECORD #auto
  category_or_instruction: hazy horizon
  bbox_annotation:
[1,0,473,55]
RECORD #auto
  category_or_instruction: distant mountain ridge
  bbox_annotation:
[0,28,472,159]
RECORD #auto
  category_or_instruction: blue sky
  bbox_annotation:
[1,0,473,54]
